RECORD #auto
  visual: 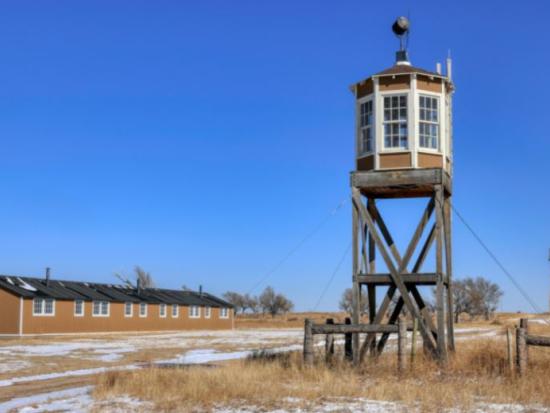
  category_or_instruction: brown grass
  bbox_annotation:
[94,337,550,412]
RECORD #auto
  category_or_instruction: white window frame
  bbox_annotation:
[74,300,84,317]
[139,302,148,318]
[124,302,133,318]
[92,300,110,317]
[357,96,374,157]
[189,305,200,319]
[33,298,56,316]
[220,307,229,319]
[204,306,211,319]
[418,93,441,152]
[381,91,410,152]
[159,303,167,318]
[171,304,179,318]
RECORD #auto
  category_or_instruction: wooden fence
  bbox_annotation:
[303,317,408,372]
[516,318,550,376]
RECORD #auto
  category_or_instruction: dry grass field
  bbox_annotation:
[94,339,550,412]
[90,313,550,412]
[1,312,549,412]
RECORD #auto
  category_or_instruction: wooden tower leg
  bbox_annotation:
[435,185,448,363]
[444,195,455,352]
[351,201,360,364]
[367,198,377,356]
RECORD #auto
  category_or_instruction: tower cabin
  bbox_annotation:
[351,42,454,178]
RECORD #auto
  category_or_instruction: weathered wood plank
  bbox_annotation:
[435,185,448,363]
[444,196,455,352]
[412,224,436,273]
[357,273,438,285]
[367,198,377,356]
[325,318,335,363]
[312,323,400,335]
[516,326,527,376]
[303,319,314,366]
[526,335,550,347]
[398,317,407,373]
[351,204,360,365]
[352,169,443,188]
[344,317,353,361]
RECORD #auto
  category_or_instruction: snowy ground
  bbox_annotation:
[0,325,527,412]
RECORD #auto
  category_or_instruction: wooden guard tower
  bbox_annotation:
[350,17,455,363]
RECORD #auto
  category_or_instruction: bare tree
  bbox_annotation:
[339,288,368,315]
[464,277,503,320]
[222,291,246,314]
[243,293,259,314]
[259,286,294,317]
[115,266,155,289]
[452,280,471,322]
[134,266,155,288]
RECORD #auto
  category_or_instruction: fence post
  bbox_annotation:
[344,317,353,362]
[520,318,529,360]
[398,317,407,374]
[506,327,514,373]
[516,326,527,376]
[410,317,418,364]
[325,318,335,363]
[304,318,314,366]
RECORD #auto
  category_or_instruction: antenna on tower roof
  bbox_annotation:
[392,16,411,65]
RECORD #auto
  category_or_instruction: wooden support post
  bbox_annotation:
[506,327,514,373]
[520,318,529,360]
[444,195,455,352]
[411,317,418,364]
[516,326,527,376]
[351,196,360,365]
[435,185,448,364]
[325,318,335,363]
[345,317,353,362]
[304,318,314,366]
[398,317,407,373]
[367,198,377,357]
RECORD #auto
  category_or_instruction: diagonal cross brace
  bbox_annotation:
[359,196,437,359]
[352,189,437,355]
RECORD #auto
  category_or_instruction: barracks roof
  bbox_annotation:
[0,275,233,308]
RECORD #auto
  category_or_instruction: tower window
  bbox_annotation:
[359,100,373,155]
[419,95,439,150]
[383,95,408,149]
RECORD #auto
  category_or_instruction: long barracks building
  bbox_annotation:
[0,275,234,335]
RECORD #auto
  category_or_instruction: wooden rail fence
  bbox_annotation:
[304,317,408,372]
[516,318,550,376]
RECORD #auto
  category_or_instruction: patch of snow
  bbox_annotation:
[0,359,30,374]
[17,277,37,292]
[0,364,138,387]
[0,385,92,412]
[0,385,152,413]
[529,319,550,326]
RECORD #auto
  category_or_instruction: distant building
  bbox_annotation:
[0,275,233,335]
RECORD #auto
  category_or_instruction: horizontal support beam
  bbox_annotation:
[526,334,550,347]
[352,169,444,188]
[311,324,399,335]
[356,273,439,285]
[351,168,452,198]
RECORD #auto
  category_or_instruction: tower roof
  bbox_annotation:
[373,64,442,78]
[350,64,451,93]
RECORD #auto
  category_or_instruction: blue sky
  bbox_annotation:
[0,1,548,312]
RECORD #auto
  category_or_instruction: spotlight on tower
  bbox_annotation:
[392,16,411,65]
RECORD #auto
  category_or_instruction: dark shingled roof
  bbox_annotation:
[0,275,233,308]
